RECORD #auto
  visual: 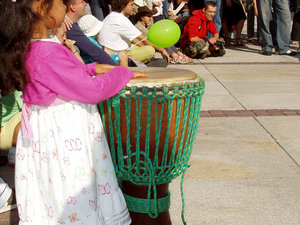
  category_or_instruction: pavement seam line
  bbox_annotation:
[253,117,300,168]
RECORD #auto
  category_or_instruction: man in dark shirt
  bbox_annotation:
[63,0,117,65]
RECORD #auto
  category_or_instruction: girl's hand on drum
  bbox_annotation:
[132,71,148,79]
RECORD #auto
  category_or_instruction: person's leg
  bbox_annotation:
[118,51,129,67]
[0,112,21,167]
[182,41,207,58]
[88,0,104,21]
[222,18,231,45]
[235,19,248,46]
[247,0,255,41]
[162,0,170,19]
[257,0,273,52]
[214,0,222,32]
[128,45,155,63]
[273,0,292,53]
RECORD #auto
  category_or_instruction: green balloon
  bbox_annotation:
[147,19,181,48]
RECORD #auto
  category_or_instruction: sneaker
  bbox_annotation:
[261,50,272,56]
[7,146,16,167]
[0,189,17,213]
[278,50,297,56]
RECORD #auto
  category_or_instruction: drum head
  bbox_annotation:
[128,68,199,88]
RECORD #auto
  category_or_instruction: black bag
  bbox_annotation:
[174,15,191,47]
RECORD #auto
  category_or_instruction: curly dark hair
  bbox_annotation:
[0,0,53,96]
[111,0,131,13]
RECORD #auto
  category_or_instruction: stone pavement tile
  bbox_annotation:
[256,117,300,141]
[256,117,300,165]
[192,117,300,179]
[169,178,300,225]
[234,93,300,110]
[203,65,300,82]
[196,117,274,142]
[188,139,300,180]
[201,96,244,111]
[278,141,300,166]
[221,81,300,94]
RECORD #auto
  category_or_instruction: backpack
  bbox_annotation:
[174,16,191,47]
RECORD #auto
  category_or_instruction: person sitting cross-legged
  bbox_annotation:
[180,1,226,59]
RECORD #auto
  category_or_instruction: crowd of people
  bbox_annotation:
[0,0,299,223]
[81,0,299,58]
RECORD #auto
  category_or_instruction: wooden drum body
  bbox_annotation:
[98,68,205,225]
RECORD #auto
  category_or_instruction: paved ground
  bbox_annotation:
[1,40,300,225]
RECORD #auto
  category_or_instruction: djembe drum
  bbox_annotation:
[98,68,205,225]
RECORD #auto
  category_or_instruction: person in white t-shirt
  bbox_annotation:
[97,0,170,66]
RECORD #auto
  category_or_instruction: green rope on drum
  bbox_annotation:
[98,79,205,224]
[123,191,171,214]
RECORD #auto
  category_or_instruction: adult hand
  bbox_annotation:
[208,37,217,45]
[160,49,171,63]
[64,16,73,31]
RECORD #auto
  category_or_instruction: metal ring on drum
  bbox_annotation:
[98,67,205,225]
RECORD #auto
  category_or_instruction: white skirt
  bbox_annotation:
[15,100,131,225]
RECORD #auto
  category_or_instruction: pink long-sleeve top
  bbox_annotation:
[23,40,133,105]
[21,39,133,138]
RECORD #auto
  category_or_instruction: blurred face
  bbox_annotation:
[45,0,67,29]
[141,15,153,26]
[71,0,87,19]
[55,23,67,43]
[203,5,217,21]
[122,0,135,17]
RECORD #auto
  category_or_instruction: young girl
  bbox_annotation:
[0,0,146,224]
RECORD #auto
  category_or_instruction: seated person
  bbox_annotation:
[97,0,171,67]
[53,23,85,63]
[180,1,226,59]
[63,0,117,65]
[0,91,22,167]
[168,0,190,20]
[135,6,193,63]
[77,14,128,66]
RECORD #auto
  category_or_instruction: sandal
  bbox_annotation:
[170,55,191,64]
[224,37,231,46]
[234,38,248,47]
[180,54,194,63]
